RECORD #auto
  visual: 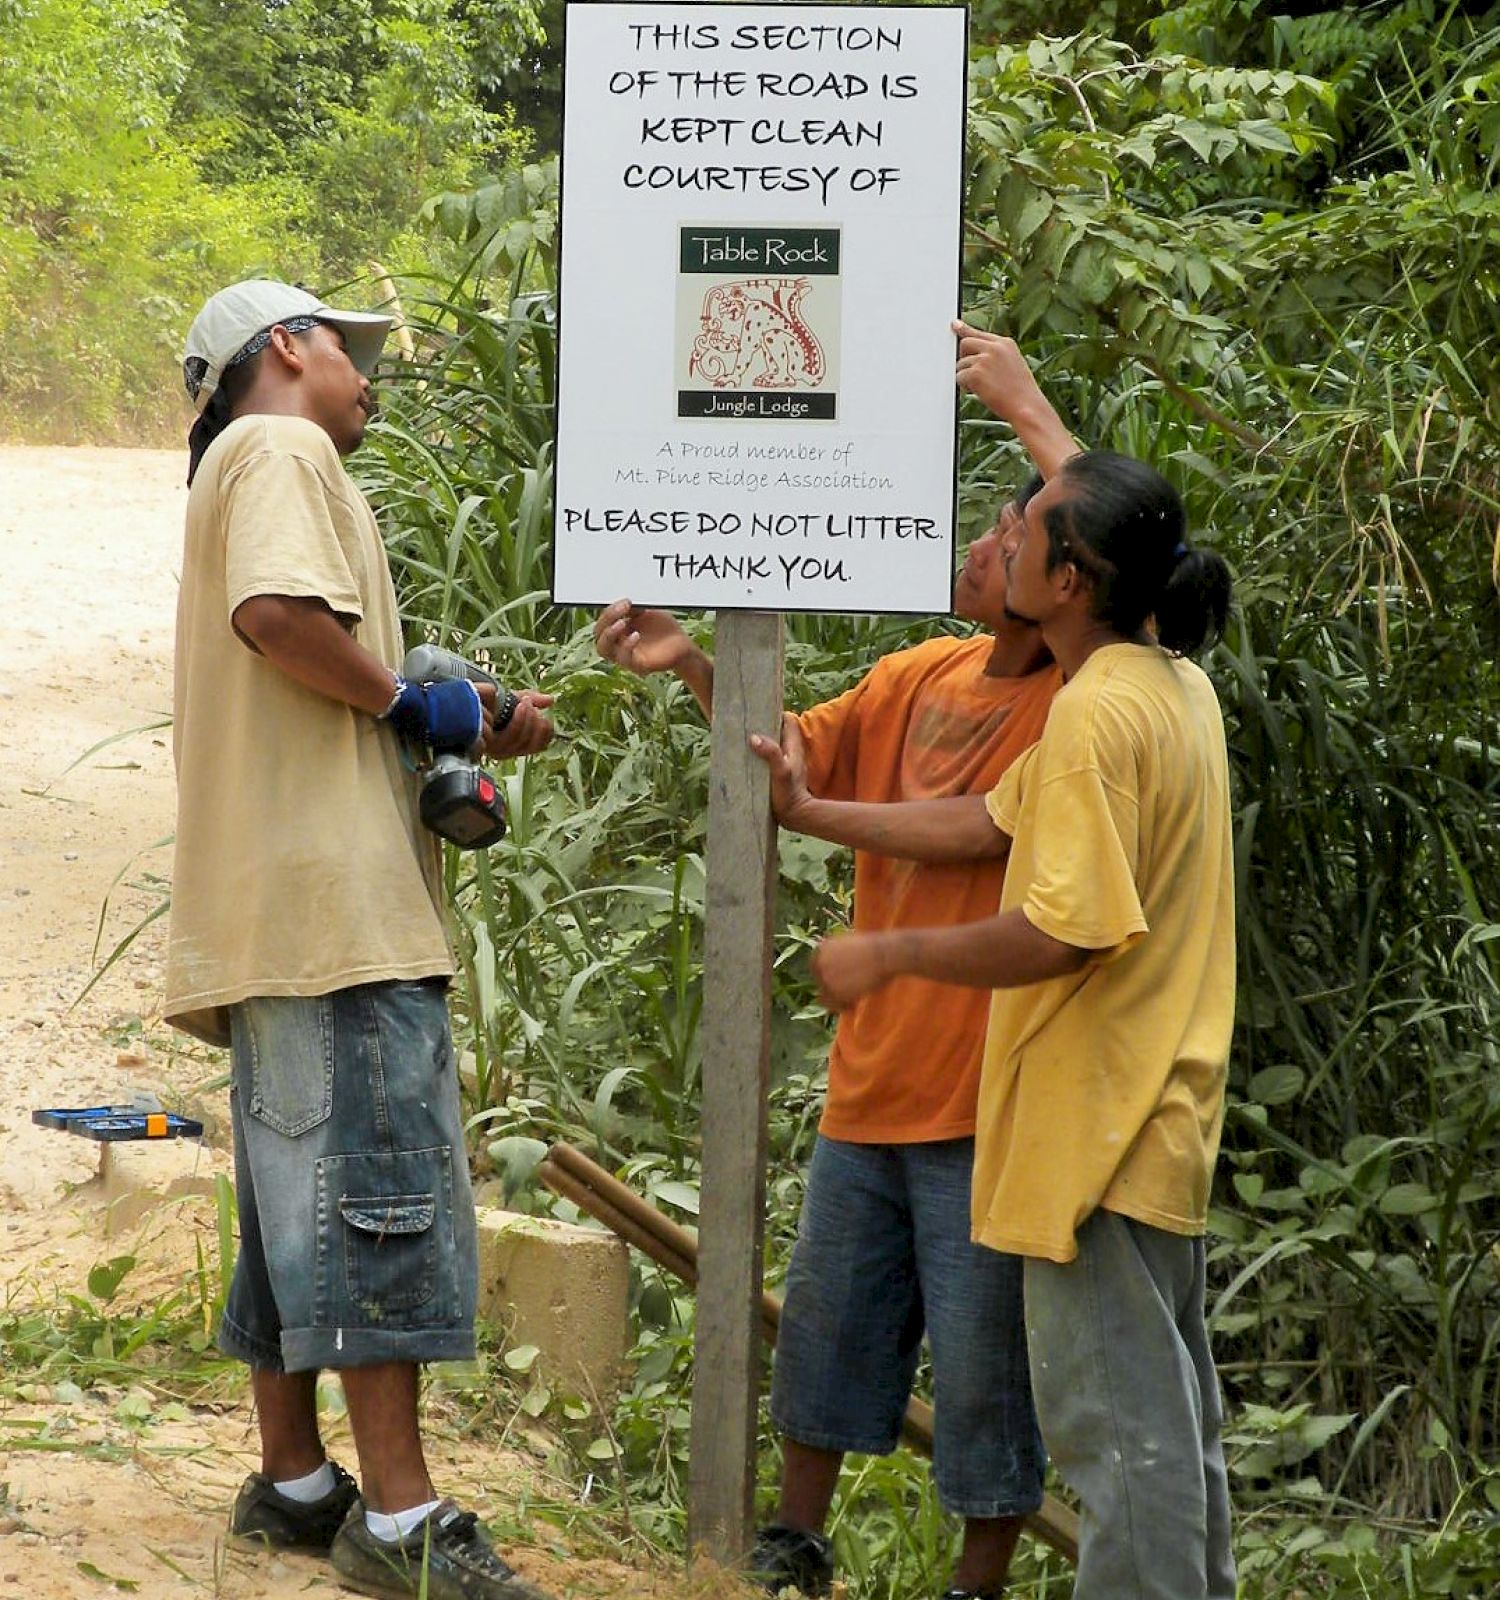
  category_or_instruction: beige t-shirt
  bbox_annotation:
[164,414,452,1046]
[973,643,1236,1263]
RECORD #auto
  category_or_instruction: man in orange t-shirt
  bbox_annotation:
[593,332,1076,1600]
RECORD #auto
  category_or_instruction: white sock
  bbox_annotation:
[274,1462,336,1503]
[366,1498,445,1543]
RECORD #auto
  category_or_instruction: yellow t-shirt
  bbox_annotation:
[973,642,1235,1263]
[164,414,453,1046]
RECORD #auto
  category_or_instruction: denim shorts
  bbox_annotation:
[220,980,478,1373]
[770,1135,1045,1518]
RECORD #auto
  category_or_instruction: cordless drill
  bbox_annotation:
[400,644,509,849]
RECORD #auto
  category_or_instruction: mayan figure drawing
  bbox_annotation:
[687,277,827,390]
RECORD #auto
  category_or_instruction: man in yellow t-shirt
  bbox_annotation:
[169,280,555,1600]
[755,338,1237,1599]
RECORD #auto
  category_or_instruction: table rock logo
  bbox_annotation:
[676,226,841,421]
[688,279,825,389]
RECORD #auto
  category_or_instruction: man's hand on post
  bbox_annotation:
[811,930,893,1013]
[748,712,812,828]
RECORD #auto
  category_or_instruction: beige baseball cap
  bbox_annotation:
[182,279,393,414]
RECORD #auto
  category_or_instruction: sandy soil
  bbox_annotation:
[0,447,735,1600]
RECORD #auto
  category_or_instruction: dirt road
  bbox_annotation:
[0,447,719,1600]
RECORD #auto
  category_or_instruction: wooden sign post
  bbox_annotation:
[551,1,968,1571]
[687,610,784,1560]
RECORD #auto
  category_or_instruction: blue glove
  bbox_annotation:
[381,676,483,753]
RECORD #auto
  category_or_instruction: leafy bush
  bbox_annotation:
[0,0,539,439]
[0,0,314,437]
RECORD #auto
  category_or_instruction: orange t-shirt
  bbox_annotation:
[795,635,1061,1143]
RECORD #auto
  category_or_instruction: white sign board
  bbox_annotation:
[553,2,968,615]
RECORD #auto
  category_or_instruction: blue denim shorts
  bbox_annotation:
[770,1135,1045,1518]
[220,980,478,1373]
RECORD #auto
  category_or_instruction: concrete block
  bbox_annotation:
[475,1206,630,1401]
[99,1137,222,1238]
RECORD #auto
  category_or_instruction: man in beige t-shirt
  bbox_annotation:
[169,279,554,1600]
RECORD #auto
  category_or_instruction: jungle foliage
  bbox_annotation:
[361,3,1500,1594]
[0,0,541,436]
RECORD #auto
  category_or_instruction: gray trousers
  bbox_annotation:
[1025,1209,1236,1600]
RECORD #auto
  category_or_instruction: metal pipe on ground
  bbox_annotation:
[537,1141,1080,1564]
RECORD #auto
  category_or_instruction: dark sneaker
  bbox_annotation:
[330,1498,554,1600]
[942,1588,1006,1599]
[748,1522,834,1597]
[230,1460,359,1550]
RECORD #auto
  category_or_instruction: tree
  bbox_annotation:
[0,0,301,434]
[168,0,541,266]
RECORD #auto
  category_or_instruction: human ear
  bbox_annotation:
[267,324,306,373]
[1057,558,1090,599]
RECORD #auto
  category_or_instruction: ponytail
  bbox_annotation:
[1154,546,1233,657]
